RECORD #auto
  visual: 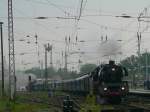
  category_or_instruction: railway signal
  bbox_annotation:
[63,95,74,112]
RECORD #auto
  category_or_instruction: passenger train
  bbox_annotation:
[29,60,129,103]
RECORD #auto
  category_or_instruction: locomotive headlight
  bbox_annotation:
[112,68,115,71]
[121,87,125,90]
[104,87,107,91]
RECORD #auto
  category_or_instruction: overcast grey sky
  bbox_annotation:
[1,0,150,71]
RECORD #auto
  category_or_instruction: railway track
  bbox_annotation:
[17,91,84,111]
[69,93,150,112]
[70,95,85,111]
[126,98,150,111]
[127,90,150,111]
[16,91,150,112]
[16,93,63,109]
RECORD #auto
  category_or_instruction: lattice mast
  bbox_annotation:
[8,0,16,100]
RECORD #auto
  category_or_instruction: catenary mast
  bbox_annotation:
[8,0,16,100]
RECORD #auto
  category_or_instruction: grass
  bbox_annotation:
[0,92,59,112]
[12,103,49,112]
[0,83,52,111]
[0,81,1,96]
[0,98,50,112]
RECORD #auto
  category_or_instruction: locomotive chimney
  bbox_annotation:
[109,60,115,65]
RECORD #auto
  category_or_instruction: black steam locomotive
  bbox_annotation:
[29,60,129,103]
[92,60,129,103]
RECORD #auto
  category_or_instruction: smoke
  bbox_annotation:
[97,39,122,60]
[77,30,122,63]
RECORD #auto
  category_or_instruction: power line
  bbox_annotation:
[24,0,65,12]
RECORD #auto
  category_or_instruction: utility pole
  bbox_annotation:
[64,37,68,72]
[44,43,52,90]
[77,0,84,20]
[64,51,67,72]
[62,51,64,69]
[35,34,41,76]
[145,50,148,81]
[50,45,53,68]
[137,32,141,57]
[46,43,52,68]
[137,32,141,84]
[41,60,43,78]
[0,22,4,97]
[8,0,16,100]
[44,44,48,90]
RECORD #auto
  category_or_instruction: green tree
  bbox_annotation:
[25,67,42,78]
[24,67,80,80]
[47,67,57,77]
[80,63,97,74]
[120,52,150,81]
